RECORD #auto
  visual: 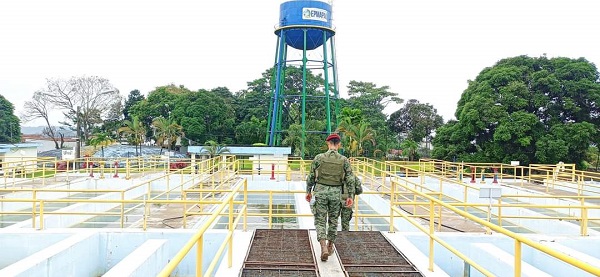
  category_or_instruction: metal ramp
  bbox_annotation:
[241,229,319,276]
[335,231,424,277]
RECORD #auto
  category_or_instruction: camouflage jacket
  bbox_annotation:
[306,149,355,198]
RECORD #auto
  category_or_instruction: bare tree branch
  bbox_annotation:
[22,91,60,149]
[41,76,119,141]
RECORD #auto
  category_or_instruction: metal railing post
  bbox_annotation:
[428,200,435,272]
[515,240,522,276]
[196,237,203,276]
[228,198,233,267]
[389,180,395,233]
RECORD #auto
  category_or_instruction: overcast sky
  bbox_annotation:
[1,0,599,127]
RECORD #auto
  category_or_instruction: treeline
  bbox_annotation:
[4,55,600,167]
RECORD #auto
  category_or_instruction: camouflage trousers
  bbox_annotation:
[340,204,353,231]
[311,183,342,242]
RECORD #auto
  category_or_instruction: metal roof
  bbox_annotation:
[187,146,291,155]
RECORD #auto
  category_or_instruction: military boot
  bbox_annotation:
[319,240,329,261]
[327,241,334,257]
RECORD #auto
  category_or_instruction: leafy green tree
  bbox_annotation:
[130,85,185,133]
[88,132,115,157]
[0,94,21,143]
[175,89,236,144]
[346,81,402,128]
[118,117,146,156]
[344,81,402,157]
[400,139,419,161]
[235,116,267,145]
[433,55,600,167]
[124,89,145,121]
[282,124,303,156]
[152,117,184,151]
[388,99,444,149]
[337,121,376,157]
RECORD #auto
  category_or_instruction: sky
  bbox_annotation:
[1,0,599,127]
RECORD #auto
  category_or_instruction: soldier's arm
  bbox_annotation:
[342,158,355,197]
[306,159,319,194]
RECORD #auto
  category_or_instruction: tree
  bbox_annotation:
[345,81,402,157]
[22,91,59,148]
[40,76,120,141]
[200,140,231,158]
[433,55,600,167]
[235,116,267,145]
[88,132,115,157]
[337,121,376,157]
[0,94,21,143]
[152,117,184,151]
[42,127,67,149]
[346,81,403,127]
[388,99,444,149]
[282,124,303,156]
[123,90,145,121]
[118,117,146,156]
[400,139,419,161]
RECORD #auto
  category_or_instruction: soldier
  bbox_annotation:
[306,133,355,261]
[340,175,363,231]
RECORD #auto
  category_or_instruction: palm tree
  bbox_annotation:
[200,140,231,158]
[400,139,419,161]
[88,132,115,157]
[337,121,376,157]
[152,117,184,151]
[282,124,303,156]
[118,117,146,156]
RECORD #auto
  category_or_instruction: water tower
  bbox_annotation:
[266,0,340,157]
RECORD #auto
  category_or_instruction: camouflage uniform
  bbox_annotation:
[307,150,355,242]
[340,175,362,231]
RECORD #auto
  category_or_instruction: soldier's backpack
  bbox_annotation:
[354,175,363,195]
[316,152,345,186]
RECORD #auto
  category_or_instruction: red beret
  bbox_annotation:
[326,133,341,141]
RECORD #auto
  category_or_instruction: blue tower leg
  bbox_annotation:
[268,32,287,146]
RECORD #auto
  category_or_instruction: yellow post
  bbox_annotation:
[39,200,45,230]
[42,163,46,186]
[143,198,148,231]
[268,191,273,228]
[243,179,248,231]
[514,240,522,277]
[389,180,395,233]
[581,198,588,236]
[353,195,359,231]
[183,191,188,229]
[413,194,417,215]
[228,198,233,267]
[428,200,435,272]
[126,159,131,180]
[463,186,468,212]
[32,191,37,229]
[120,191,125,228]
[196,236,203,277]
[546,171,550,193]
[437,193,443,232]
[100,162,105,179]
[498,198,503,228]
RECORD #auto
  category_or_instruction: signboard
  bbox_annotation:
[479,186,502,199]
[510,161,520,166]
[302,7,328,22]
[62,149,74,160]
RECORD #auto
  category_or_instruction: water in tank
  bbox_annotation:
[276,0,334,50]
